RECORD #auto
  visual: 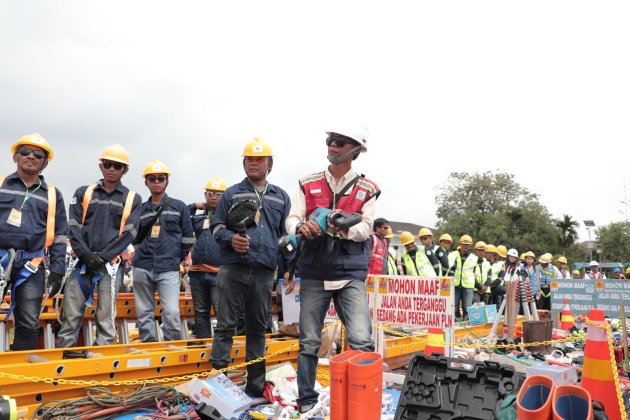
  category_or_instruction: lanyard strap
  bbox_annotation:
[253,183,268,208]
[21,178,42,209]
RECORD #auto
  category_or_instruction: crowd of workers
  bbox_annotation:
[0,128,376,412]
[368,223,630,320]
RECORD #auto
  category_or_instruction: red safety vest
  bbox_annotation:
[368,233,386,274]
[300,172,379,220]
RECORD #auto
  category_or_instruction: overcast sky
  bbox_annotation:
[2,1,629,242]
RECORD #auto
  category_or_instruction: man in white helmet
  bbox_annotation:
[285,126,380,413]
[584,261,606,279]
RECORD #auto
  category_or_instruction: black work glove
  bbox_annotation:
[82,252,106,274]
[47,272,64,296]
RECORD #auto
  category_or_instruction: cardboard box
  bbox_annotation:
[278,277,300,324]
[526,363,578,385]
[187,374,252,418]
[485,304,498,323]
[468,306,487,325]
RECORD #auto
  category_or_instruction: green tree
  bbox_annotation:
[597,222,630,262]
[435,171,560,255]
[555,214,580,248]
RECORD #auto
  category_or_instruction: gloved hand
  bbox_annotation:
[82,252,105,274]
[47,272,64,296]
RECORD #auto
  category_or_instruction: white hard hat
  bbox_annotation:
[507,248,519,258]
[589,260,599,267]
[326,125,368,152]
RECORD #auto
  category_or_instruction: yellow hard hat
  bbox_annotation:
[626,267,630,275]
[100,144,130,165]
[143,160,171,177]
[400,231,415,246]
[205,177,228,191]
[385,227,393,239]
[485,244,497,254]
[418,227,433,238]
[242,137,273,157]
[11,133,54,161]
[459,235,473,245]
[523,251,535,259]
[496,245,507,258]
[439,233,453,243]
[572,269,581,276]
[557,256,568,265]
[474,241,486,250]
[538,253,552,264]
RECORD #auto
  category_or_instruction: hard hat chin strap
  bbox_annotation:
[327,146,361,164]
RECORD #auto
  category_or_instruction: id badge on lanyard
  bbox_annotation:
[7,208,22,227]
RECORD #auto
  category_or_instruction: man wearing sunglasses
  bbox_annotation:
[210,138,291,399]
[285,126,380,413]
[132,160,195,342]
[187,177,227,338]
[0,134,68,350]
[57,144,142,348]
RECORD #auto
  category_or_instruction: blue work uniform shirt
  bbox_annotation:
[68,180,142,262]
[134,195,195,273]
[0,172,68,275]
[188,204,222,266]
[211,178,290,271]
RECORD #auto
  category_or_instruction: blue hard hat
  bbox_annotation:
[614,268,621,273]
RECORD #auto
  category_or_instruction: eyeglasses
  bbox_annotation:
[147,175,167,183]
[17,147,47,160]
[325,135,359,148]
[102,161,125,170]
[206,191,223,197]
[419,236,431,240]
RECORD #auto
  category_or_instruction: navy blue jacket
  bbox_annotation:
[68,180,142,263]
[0,172,68,275]
[188,204,222,266]
[134,195,195,273]
[211,178,290,271]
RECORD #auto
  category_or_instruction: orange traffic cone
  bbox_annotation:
[552,385,593,420]
[560,298,574,332]
[580,309,622,420]
[517,375,554,419]
[329,350,362,420]
[347,352,382,420]
[424,327,445,356]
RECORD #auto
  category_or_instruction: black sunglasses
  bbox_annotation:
[206,191,223,197]
[102,161,125,170]
[326,135,359,148]
[147,175,167,183]
[17,147,47,160]
[419,236,431,240]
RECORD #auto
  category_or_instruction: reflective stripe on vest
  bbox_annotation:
[81,184,136,238]
[416,245,439,277]
[453,252,478,288]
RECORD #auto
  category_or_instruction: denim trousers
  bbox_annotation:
[133,268,181,342]
[188,271,220,338]
[210,263,274,397]
[57,268,122,347]
[9,263,45,350]
[454,287,473,321]
[296,278,374,407]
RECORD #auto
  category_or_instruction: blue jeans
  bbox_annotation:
[57,268,123,347]
[210,264,274,397]
[9,263,45,350]
[133,268,181,342]
[188,271,220,338]
[455,287,473,320]
[297,278,374,407]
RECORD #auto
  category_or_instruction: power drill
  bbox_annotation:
[278,207,363,257]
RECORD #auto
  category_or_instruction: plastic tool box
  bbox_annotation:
[394,354,520,419]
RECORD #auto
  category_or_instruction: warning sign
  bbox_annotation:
[374,276,454,329]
